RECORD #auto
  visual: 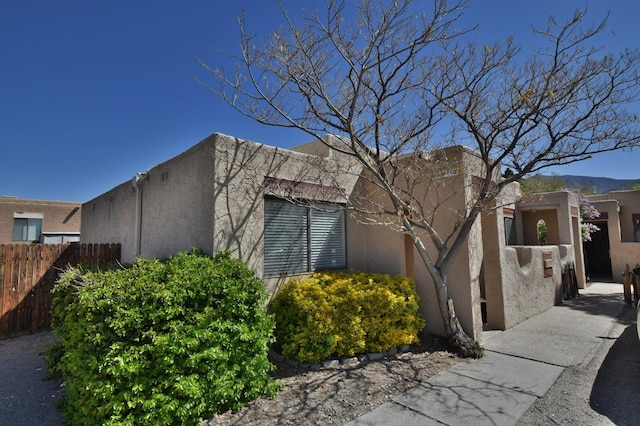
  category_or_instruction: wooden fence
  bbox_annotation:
[562,262,579,300]
[0,243,121,339]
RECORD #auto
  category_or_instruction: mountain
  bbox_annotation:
[554,175,640,194]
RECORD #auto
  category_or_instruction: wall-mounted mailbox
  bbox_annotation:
[543,251,553,278]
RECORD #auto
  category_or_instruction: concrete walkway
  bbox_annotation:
[347,282,629,426]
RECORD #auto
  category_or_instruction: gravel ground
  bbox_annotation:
[4,307,634,425]
[0,332,462,426]
[205,335,464,425]
[0,331,66,426]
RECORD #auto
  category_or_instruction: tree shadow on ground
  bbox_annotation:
[563,285,627,321]
[590,322,640,426]
[268,333,452,380]
[210,333,462,425]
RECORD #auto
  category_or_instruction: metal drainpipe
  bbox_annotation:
[132,172,148,257]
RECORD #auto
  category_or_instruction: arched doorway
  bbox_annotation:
[537,219,547,245]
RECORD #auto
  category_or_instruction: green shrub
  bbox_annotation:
[269,271,426,363]
[49,249,278,426]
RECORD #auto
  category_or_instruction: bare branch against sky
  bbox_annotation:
[202,0,640,356]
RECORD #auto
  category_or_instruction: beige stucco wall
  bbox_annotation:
[499,245,565,328]
[590,190,640,233]
[81,182,137,258]
[520,209,559,245]
[139,140,217,260]
[84,133,578,340]
[213,134,362,295]
[519,191,579,244]
[82,137,218,262]
[588,192,640,281]
[590,190,640,243]
[481,189,583,330]
[480,195,514,331]
[346,222,406,276]
[518,191,586,289]
[517,190,585,286]
[81,133,363,296]
[213,138,497,340]
[0,197,81,244]
[344,146,488,339]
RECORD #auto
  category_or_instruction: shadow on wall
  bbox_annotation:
[212,136,359,298]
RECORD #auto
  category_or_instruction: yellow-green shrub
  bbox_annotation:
[269,271,425,363]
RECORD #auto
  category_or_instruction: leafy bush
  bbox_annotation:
[49,249,278,426]
[269,271,425,363]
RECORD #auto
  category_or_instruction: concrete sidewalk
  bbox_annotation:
[347,282,628,426]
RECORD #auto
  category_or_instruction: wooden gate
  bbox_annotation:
[562,262,579,300]
[0,243,121,339]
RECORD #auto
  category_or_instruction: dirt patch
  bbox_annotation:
[204,335,465,425]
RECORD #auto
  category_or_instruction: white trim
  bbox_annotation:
[14,212,44,219]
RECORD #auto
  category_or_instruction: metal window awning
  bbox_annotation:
[263,177,347,203]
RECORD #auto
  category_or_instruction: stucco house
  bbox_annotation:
[0,197,81,244]
[584,189,640,281]
[498,190,587,327]
[81,132,585,340]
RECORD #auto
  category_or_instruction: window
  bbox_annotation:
[13,214,43,242]
[504,217,517,245]
[503,208,517,245]
[264,198,346,276]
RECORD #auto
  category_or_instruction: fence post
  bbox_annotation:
[634,273,640,307]
[623,264,632,306]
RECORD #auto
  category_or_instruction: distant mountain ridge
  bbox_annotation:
[550,175,640,194]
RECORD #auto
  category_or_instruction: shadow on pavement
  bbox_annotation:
[564,289,626,320]
[590,323,640,426]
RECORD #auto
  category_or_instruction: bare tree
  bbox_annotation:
[197,0,640,357]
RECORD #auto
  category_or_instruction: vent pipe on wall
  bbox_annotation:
[132,172,148,189]
[132,172,148,256]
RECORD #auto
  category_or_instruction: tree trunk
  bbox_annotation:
[446,299,483,358]
[431,273,483,358]
[407,226,483,358]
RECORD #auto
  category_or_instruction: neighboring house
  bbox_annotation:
[585,190,640,282]
[81,132,585,340]
[0,197,81,244]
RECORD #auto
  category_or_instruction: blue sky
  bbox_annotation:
[2,1,640,202]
